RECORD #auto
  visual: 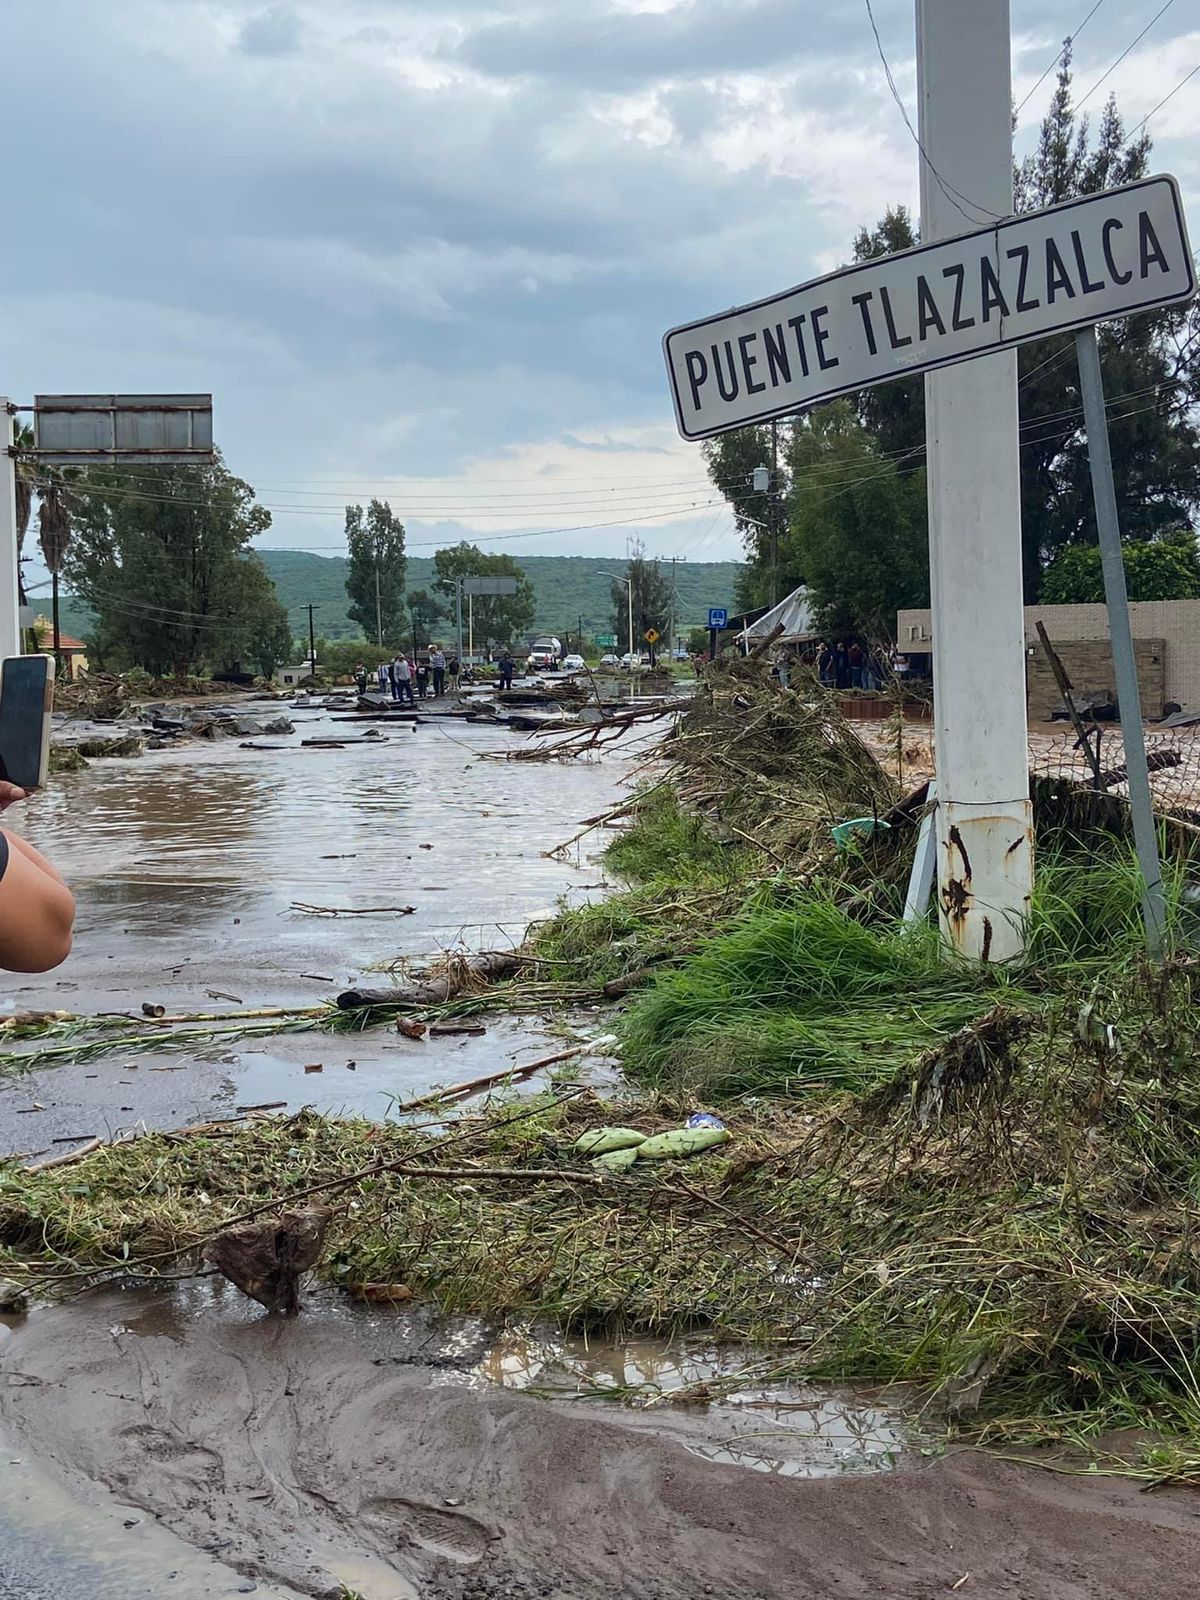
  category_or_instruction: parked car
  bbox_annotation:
[562,653,586,672]
[620,652,646,669]
[599,654,620,667]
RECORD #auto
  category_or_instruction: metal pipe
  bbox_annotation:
[1074,324,1167,959]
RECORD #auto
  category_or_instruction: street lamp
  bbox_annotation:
[596,571,634,660]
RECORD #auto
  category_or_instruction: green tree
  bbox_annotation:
[242,590,296,679]
[850,207,924,459]
[406,587,446,649]
[1040,531,1200,604]
[12,423,37,606]
[63,453,275,677]
[344,499,407,647]
[786,401,929,639]
[702,425,789,611]
[611,543,673,654]
[712,58,1200,611]
[36,472,76,670]
[1010,56,1198,594]
[312,637,393,679]
[431,543,535,651]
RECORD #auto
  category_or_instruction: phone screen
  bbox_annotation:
[0,656,52,789]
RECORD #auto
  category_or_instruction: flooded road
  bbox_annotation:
[0,712,630,1156]
[10,712,627,1014]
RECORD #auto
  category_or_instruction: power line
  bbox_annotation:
[1122,59,1200,143]
[862,0,1001,226]
[1076,0,1176,111]
[1015,0,1107,115]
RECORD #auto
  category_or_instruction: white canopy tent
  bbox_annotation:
[737,584,816,647]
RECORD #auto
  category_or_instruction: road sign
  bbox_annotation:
[643,628,660,644]
[461,576,518,596]
[707,607,728,630]
[595,633,616,648]
[33,394,214,463]
[663,176,1194,440]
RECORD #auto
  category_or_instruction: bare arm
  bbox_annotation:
[0,831,74,971]
[4,829,69,888]
[0,784,74,972]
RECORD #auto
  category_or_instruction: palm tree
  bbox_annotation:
[36,475,73,673]
[12,423,35,608]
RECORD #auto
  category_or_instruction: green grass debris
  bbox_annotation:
[4,960,1200,1475]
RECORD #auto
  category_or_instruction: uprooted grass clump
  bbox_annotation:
[615,844,1200,1099]
[5,962,1200,1464]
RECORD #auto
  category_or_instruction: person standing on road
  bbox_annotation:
[447,653,461,694]
[415,655,430,700]
[377,660,391,696]
[353,662,368,695]
[392,654,415,706]
[498,649,514,691]
[847,641,864,690]
[430,646,446,698]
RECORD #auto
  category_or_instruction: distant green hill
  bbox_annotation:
[59,549,745,648]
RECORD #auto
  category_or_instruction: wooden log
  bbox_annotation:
[336,950,524,1010]
[393,1043,590,1115]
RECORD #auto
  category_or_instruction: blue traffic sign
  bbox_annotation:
[708,607,728,630]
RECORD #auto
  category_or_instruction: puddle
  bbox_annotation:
[469,1328,908,1477]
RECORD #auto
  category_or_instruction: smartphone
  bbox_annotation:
[0,655,54,790]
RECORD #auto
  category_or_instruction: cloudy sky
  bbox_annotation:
[5,0,1197,577]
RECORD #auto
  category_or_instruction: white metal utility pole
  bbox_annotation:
[916,0,1033,961]
[0,405,22,661]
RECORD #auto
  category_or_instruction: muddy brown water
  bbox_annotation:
[0,713,634,1156]
[0,1282,908,1599]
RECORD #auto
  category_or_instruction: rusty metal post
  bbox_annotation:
[916,0,1033,961]
[1075,325,1166,959]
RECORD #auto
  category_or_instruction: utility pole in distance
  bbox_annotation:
[374,563,383,647]
[916,0,1032,960]
[307,603,318,679]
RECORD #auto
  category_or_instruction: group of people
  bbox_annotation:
[354,648,459,704]
[807,641,924,691]
[813,640,877,691]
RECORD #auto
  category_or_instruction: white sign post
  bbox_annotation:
[916,0,1028,962]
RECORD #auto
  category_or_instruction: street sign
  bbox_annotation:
[707,607,728,630]
[663,176,1194,440]
[643,628,660,644]
[33,394,214,463]
[595,633,616,648]
[461,576,518,596]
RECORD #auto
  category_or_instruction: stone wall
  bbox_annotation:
[1024,636,1165,722]
[897,599,1200,715]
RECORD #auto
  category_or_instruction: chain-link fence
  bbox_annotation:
[1028,725,1200,822]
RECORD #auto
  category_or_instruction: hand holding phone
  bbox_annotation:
[0,655,54,791]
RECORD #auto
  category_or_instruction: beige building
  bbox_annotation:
[897,599,1200,719]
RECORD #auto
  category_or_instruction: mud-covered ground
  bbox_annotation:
[4,1286,1200,1600]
